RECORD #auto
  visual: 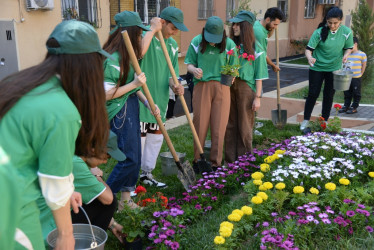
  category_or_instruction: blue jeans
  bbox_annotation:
[107,94,141,193]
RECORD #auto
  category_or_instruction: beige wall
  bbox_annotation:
[0,0,110,70]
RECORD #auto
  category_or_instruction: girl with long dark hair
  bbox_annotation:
[225,11,268,163]
[185,16,238,170]
[102,11,161,210]
[300,7,354,131]
[0,20,110,249]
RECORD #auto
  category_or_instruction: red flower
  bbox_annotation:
[135,185,147,194]
[140,198,156,207]
[227,49,234,56]
[242,53,248,59]
[334,104,342,110]
[160,196,168,208]
[247,55,255,61]
[318,116,325,121]
[321,122,327,130]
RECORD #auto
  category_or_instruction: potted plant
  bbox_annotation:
[220,48,255,86]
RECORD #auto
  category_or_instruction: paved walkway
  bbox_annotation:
[167,64,374,134]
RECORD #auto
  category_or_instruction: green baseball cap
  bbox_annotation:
[160,7,188,32]
[107,131,126,161]
[204,16,224,43]
[229,10,256,25]
[114,11,150,31]
[47,20,112,59]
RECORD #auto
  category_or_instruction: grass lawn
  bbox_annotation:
[283,72,374,105]
[101,120,302,249]
[283,57,309,65]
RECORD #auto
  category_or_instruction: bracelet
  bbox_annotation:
[109,221,117,230]
[143,100,149,107]
[256,95,262,99]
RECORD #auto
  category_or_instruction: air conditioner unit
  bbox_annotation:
[318,0,336,4]
[26,0,54,11]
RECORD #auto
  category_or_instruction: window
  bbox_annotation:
[304,0,316,18]
[135,0,170,24]
[198,0,214,19]
[61,0,99,27]
[226,0,236,20]
[277,0,288,20]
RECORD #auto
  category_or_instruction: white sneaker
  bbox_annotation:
[300,120,309,130]
[140,172,167,188]
[254,130,263,136]
[255,122,264,128]
[130,190,137,197]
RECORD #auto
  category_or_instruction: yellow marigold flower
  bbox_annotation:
[258,185,267,191]
[309,187,319,194]
[253,179,263,186]
[241,206,253,215]
[275,150,286,154]
[369,172,374,178]
[293,186,304,194]
[263,182,273,190]
[219,226,232,238]
[228,213,241,222]
[273,154,280,160]
[251,196,263,204]
[325,182,336,191]
[275,182,286,190]
[257,192,268,200]
[264,156,274,164]
[220,221,234,230]
[339,178,350,185]
[214,236,225,245]
[232,209,244,217]
[260,163,270,172]
[251,172,264,180]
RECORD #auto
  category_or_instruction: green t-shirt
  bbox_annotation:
[184,35,238,84]
[104,51,139,121]
[307,25,354,72]
[237,44,269,91]
[0,148,20,250]
[38,156,106,242]
[0,76,81,250]
[139,31,180,123]
[253,20,269,79]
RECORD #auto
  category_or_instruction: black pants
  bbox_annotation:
[343,77,361,109]
[71,194,117,231]
[304,69,335,121]
[166,96,178,119]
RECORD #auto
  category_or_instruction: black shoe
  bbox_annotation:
[338,106,349,113]
[192,161,200,174]
[346,108,357,114]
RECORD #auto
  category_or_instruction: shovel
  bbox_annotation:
[156,31,213,174]
[271,28,287,128]
[122,31,195,190]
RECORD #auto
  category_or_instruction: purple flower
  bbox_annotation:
[297,206,304,210]
[165,229,175,236]
[262,230,270,235]
[151,225,159,232]
[348,227,354,235]
[153,211,161,218]
[308,202,318,205]
[159,234,167,239]
[288,211,296,216]
[195,204,201,210]
[154,238,163,244]
[205,206,212,211]
[322,218,331,224]
[163,221,172,227]
[178,224,186,229]
[306,208,315,213]
[306,215,314,221]
[260,245,267,250]
[271,212,278,217]
[343,199,355,204]
[211,196,217,201]
[148,232,156,238]
[170,241,180,250]
[284,215,291,220]
[314,219,320,225]
[282,240,294,248]
[269,228,278,234]
[262,222,269,227]
[346,210,356,217]
[318,213,328,219]
[366,226,374,233]
[164,240,172,246]
[358,204,366,209]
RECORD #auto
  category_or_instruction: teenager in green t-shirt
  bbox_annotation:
[102,11,161,210]
[224,11,268,163]
[0,20,110,249]
[300,7,353,131]
[139,7,188,188]
[253,7,285,76]
[185,16,237,169]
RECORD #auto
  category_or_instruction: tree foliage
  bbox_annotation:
[351,0,374,85]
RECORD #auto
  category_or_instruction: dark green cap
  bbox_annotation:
[160,7,188,32]
[114,11,150,31]
[107,131,126,161]
[47,20,112,59]
[229,10,256,25]
[204,16,224,43]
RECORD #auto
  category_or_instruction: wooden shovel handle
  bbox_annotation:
[156,31,204,154]
[122,31,180,162]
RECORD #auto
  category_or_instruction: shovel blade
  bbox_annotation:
[176,161,196,190]
[271,109,287,128]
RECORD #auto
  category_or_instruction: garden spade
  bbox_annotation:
[156,31,213,174]
[271,28,287,128]
[122,31,195,190]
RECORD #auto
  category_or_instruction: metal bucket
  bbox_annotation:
[333,69,353,91]
[160,152,186,176]
[47,207,107,249]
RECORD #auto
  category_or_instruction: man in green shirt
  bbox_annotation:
[139,7,188,188]
[253,7,285,77]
